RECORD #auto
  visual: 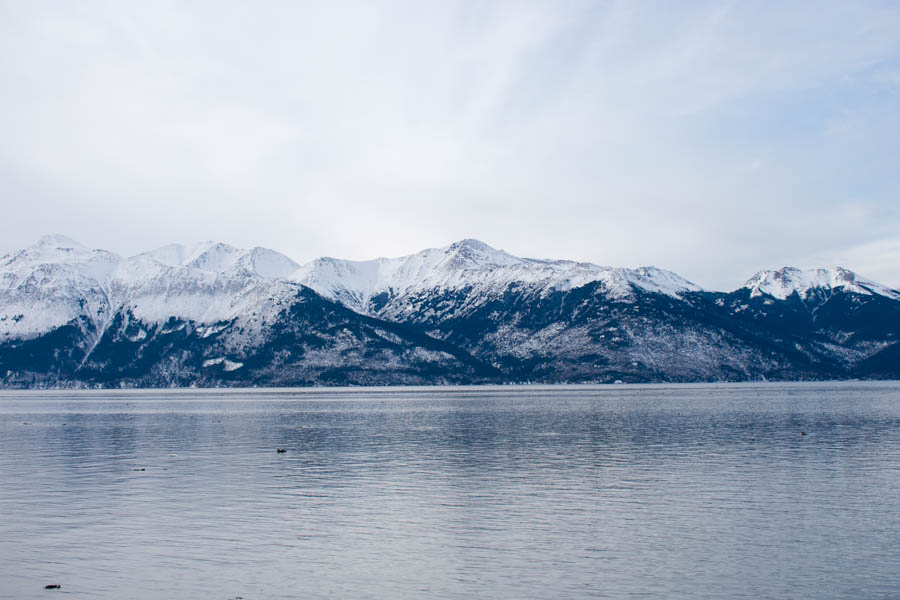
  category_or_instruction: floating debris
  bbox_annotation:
[276,448,287,453]
[133,468,146,471]
[44,584,61,590]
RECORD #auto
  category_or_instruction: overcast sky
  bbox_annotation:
[1,1,899,290]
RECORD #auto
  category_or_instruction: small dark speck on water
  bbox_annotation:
[44,584,61,590]
[133,468,146,471]
[276,448,287,453]
[801,431,806,436]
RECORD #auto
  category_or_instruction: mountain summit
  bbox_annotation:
[2,236,899,387]
[294,239,702,315]
[744,267,900,301]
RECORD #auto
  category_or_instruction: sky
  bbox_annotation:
[1,1,899,291]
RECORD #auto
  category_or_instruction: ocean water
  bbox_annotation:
[1,382,899,599]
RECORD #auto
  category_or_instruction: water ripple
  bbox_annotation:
[1,382,899,599]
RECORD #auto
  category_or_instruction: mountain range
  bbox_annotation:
[2,234,898,388]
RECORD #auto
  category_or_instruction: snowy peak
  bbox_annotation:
[35,234,86,250]
[138,242,299,279]
[744,267,900,300]
[2,235,94,266]
[293,239,704,314]
[0,236,121,341]
[184,243,249,273]
[292,256,382,308]
[0,237,307,343]
[1,235,119,278]
[137,242,209,268]
[442,239,522,269]
[114,242,303,327]
[242,247,301,279]
[621,266,704,296]
[291,239,521,311]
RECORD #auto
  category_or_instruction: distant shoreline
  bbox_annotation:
[2,379,898,396]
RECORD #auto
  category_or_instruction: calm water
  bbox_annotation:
[1,383,900,599]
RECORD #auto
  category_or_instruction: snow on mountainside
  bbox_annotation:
[293,238,703,315]
[0,236,305,343]
[4,235,898,345]
[139,242,299,279]
[744,267,900,301]
[0,235,119,341]
[4,235,900,386]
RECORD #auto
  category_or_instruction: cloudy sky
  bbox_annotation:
[1,1,899,290]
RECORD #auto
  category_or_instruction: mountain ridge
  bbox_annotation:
[2,235,898,387]
[8,234,895,303]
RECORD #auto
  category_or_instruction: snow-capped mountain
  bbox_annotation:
[139,241,300,279]
[294,238,703,318]
[0,236,492,387]
[744,266,900,301]
[0,235,304,346]
[1,235,899,387]
[0,235,119,342]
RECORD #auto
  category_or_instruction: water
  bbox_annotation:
[1,382,899,599]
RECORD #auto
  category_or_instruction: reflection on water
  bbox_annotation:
[1,383,900,599]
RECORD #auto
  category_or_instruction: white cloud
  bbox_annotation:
[1,1,899,291]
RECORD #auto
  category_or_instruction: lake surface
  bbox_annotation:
[1,382,900,599]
